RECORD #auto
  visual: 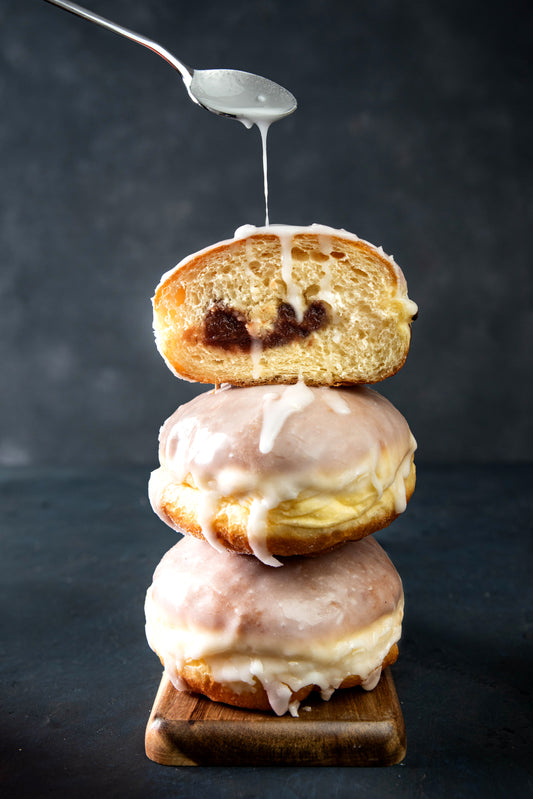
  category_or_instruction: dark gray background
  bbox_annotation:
[2,0,532,466]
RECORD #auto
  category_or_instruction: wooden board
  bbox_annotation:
[145,668,406,767]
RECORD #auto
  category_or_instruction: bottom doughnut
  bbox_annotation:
[175,643,399,713]
[145,535,404,717]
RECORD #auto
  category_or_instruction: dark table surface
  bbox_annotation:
[1,464,532,797]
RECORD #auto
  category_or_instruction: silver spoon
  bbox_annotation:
[44,0,297,123]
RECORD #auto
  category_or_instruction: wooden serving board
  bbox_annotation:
[145,668,406,767]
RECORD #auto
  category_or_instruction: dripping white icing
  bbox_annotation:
[279,230,305,322]
[195,490,228,554]
[236,98,285,226]
[246,493,282,567]
[243,235,265,379]
[317,259,336,309]
[314,234,337,311]
[239,118,272,226]
[318,386,351,415]
[259,379,315,454]
[245,380,349,565]
[257,120,270,226]
[318,233,333,255]
[250,338,263,380]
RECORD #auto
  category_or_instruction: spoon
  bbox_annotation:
[43,0,297,123]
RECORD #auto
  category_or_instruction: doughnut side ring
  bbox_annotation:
[149,458,415,557]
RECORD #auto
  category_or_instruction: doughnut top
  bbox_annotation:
[148,534,403,645]
[158,383,416,495]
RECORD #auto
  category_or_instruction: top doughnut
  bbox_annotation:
[153,224,418,386]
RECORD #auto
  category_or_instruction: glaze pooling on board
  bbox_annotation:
[144,535,404,716]
[149,385,416,565]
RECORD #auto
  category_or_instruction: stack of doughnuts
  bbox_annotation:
[145,224,417,716]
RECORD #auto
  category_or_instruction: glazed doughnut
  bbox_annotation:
[152,224,418,387]
[144,535,404,716]
[149,383,416,565]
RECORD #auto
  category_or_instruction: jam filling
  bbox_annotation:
[204,301,328,351]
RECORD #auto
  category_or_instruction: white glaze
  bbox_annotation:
[250,338,263,380]
[259,378,315,454]
[279,228,306,322]
[238,118,272,225]
[318,386,351,415]
[258,120,270,226]
[237,111,277,225]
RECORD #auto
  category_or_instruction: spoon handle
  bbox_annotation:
[44,0,193,84]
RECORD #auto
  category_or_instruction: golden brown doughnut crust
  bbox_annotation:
[151,459,415,557]
[173,644,399,712]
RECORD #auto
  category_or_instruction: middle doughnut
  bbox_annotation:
[149,383,416,565]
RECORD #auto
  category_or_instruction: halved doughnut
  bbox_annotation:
[152,224,418,386]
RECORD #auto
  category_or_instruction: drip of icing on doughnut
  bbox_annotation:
[246,491,282,566]
[390,449,414,513]
[195,490,229,554]
[316,233,339,319]
[279,230,305,322]
[249,379,345,565]
[250,339,263,380]
[318,386,351,415]
[259,378,315,454]
[242,235,265,379]
[318,233,333,256]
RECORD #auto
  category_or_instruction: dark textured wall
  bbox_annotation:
[2,0,532,465]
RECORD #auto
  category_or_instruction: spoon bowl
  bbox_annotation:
[189,69,297,121]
